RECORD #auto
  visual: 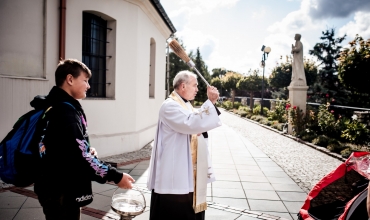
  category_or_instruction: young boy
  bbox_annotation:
[32,59,134,220]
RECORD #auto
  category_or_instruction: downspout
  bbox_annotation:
[59,0,66,61]
[166,34,174,98]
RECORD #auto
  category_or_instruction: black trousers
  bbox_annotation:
[38,195,81,220]
[150,190,205,220]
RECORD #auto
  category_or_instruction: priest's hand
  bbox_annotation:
[117,173,135,189]
[207,86,219,104]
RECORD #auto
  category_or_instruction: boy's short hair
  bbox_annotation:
[55,59,92,87]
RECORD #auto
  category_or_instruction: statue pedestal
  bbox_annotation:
[287,85,308,134]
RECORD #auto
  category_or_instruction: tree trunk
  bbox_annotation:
[250,92,254,109]
[231,89,235,108]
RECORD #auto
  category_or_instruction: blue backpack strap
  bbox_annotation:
[62,102,76,110]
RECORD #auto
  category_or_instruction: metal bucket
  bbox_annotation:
[111,186,146,220]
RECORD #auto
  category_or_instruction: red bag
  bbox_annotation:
[299,152,370,220]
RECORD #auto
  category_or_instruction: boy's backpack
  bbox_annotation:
[0,102,73,187]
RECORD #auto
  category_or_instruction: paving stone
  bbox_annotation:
[241,182,275,191]
[0,208,18,220]
[244,189,280,200]
[212,197,250,210]
[212,181,243,189]
[219,109,342,193]
[0,196,27,209]
[13,207,44,220]
[276,191,307,202]
[262,211,293,220]
[247,199,288,213]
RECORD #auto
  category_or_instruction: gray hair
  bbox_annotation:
[173,70,197,90]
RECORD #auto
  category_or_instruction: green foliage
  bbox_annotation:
[193,101,204,106]
[221,100,233,110]
[267,99,287,123]
[237,69,263,109]
[252,105,268,116]
[168,37,192,93]
[308,28,348,105]
[340,148,352,158]
[338,35,370,96]
[327,140,344,153]
[238,106,251,112]
[210,77,222,91]
[269,56,318,89]
[341,119,370,145]
[194,48,211,102]
[287,104,307,136]
[233,102,241,110]
[271,123,284,131]
[317,103,337,136]
[312,135,330,147]
[301,133,317,142]
[211,68,227,79]
[222,72,242,107]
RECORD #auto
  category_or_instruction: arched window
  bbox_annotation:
[82,12,108,97]
[149,38,156,98]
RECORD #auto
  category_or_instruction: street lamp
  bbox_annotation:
[260,45,271,115]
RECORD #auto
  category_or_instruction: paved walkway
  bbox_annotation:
[0,110,343,220]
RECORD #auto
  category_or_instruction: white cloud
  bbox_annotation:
[252,8,266,20]
[262,0,323,74]
[339,11,370,40]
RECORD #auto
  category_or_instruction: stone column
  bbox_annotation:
[287,85,308,134]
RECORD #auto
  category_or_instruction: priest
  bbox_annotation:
[147,70,222,220]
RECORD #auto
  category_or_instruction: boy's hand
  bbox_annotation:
[90,148,98,158]
[117,173,135,189]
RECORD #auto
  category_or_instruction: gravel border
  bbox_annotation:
[225,109,346,162]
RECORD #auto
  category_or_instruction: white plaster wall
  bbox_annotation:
[0,0,59,140]
[0,0,171,158]
[65,0,171,157]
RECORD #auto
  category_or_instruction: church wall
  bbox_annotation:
[0,0,172,157]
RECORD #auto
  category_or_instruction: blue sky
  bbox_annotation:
[160,0,370,75]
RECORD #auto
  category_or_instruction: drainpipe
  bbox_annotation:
[59,0,66,61]
[166,34,174,98]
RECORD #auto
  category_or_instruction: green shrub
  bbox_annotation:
[250,115,258,121]
[240,112,247,117]
[301,134,317,142]
[267,99,288,123]
[312,135,330,147]
[340,148,352,158]
[193,101,203,106]
[271,123,284,131]
[238,106,251,112]
[261,119,272,126]
[222,101,233,110]
[233,101,241,109]
[327,140,344,153]
[254,116,265,122]
[245,113,252,119]
[253,105,269,116]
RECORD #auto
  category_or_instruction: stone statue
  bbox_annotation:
[290,34,307,86]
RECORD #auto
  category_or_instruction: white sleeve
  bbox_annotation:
[160,99,222,135]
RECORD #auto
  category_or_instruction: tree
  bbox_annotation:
[338,35,370,97]
[237,69,262,109]
[269,56,318,90]
[210,77,222,91]
[308,28,347,104]
[211,68,227,79]
[194,47,211,102]
[221,72,242,107]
